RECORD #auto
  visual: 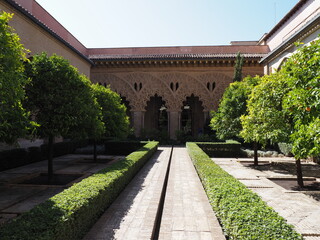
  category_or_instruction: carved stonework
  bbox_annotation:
[91,71,233,112]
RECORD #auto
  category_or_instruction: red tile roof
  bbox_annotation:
[88,45,269,56]
[88,45,269,60]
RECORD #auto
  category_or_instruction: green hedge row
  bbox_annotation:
[104,140,147,155]
[0,140,88,171]
[0,141,159,240]
[196,140,244,158]
[186,142,302,240]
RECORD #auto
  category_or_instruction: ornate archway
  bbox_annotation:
[91,71,233,139]
[144,95,168,131]
[181,95,204,137]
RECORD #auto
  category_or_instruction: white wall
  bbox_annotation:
[267,0,320,51]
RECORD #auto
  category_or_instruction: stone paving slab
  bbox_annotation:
[2,188,63,213]
[213,157,320,238]
[0,186,45,211]
[0,154,120,225]
[0,173,29,184]
[83,147,172,240]
[54,163,97,173]
[159,147,225,240]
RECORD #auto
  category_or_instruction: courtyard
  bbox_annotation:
[1,0,320,239]
[1,143,320,239]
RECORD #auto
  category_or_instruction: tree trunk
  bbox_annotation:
[93,139,97,162]
[253,141,258,166]
[296,158,304,188]
[48,135,54,184]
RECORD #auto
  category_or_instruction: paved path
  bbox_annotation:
[159,147,225,240]
[83,147,225,240]
[83,147,170,239]
[214,157,320,240]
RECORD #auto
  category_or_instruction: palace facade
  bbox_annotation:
[1,0,319,140]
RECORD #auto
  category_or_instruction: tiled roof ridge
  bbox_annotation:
[87,45,270,56]
[90,53,267,60]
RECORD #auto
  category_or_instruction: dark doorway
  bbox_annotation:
[181,95,204,137]
[144,95,168,133]
[121,97,133,127]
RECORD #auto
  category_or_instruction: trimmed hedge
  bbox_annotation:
[186,142,302,240]
[0,148,28,171]
[196,140,243,157]
[0,141,159,240]
[104,140,147,155]
[278,142,293,157]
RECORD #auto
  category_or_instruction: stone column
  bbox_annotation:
[132,111,145,137]
[168,111,181,140]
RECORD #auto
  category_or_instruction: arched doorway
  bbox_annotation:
[144,95,168,137]
[181,95,204,137]
[121,97,133,127]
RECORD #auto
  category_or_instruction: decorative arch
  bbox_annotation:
[91,71,233,112]
[198,72,232,110]
[144,94,168,133]
[124,72,176,111]
[277,57,289,71]
[180,94,205,137]
[91,73,140,111]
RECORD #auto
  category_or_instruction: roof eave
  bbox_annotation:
[90,54,267,62]
[262,0,308,42]
[260,13,320,64]
[4,0,93,65]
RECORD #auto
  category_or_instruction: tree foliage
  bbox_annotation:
[210,76,260,140]
[25,53,104,180]
[92,84,130,139]
[0,12,33,143]
[282,39,320,159]
[25,53,104,140]
[240,72,292,146]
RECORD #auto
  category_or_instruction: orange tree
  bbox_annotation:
[91,84,130,161]
[282,39,320,187]
[25,53,104,182]
[92,84,129,138]
[0,12,34,143]
[210,76,260,140]
[240,72,292,165]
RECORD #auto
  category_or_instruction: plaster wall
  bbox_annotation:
[12,0,87,55]
[267,30,320,73]
[0,2,91,77]
[266,0,320,50]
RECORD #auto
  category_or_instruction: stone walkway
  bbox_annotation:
[83,147,226,240]
[213,157,320,240]
[83,147,171,240]
[159,147,225,240]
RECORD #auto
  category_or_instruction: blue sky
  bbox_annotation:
[35,0,298,48]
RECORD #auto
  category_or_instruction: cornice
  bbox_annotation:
[260,13,320,64]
